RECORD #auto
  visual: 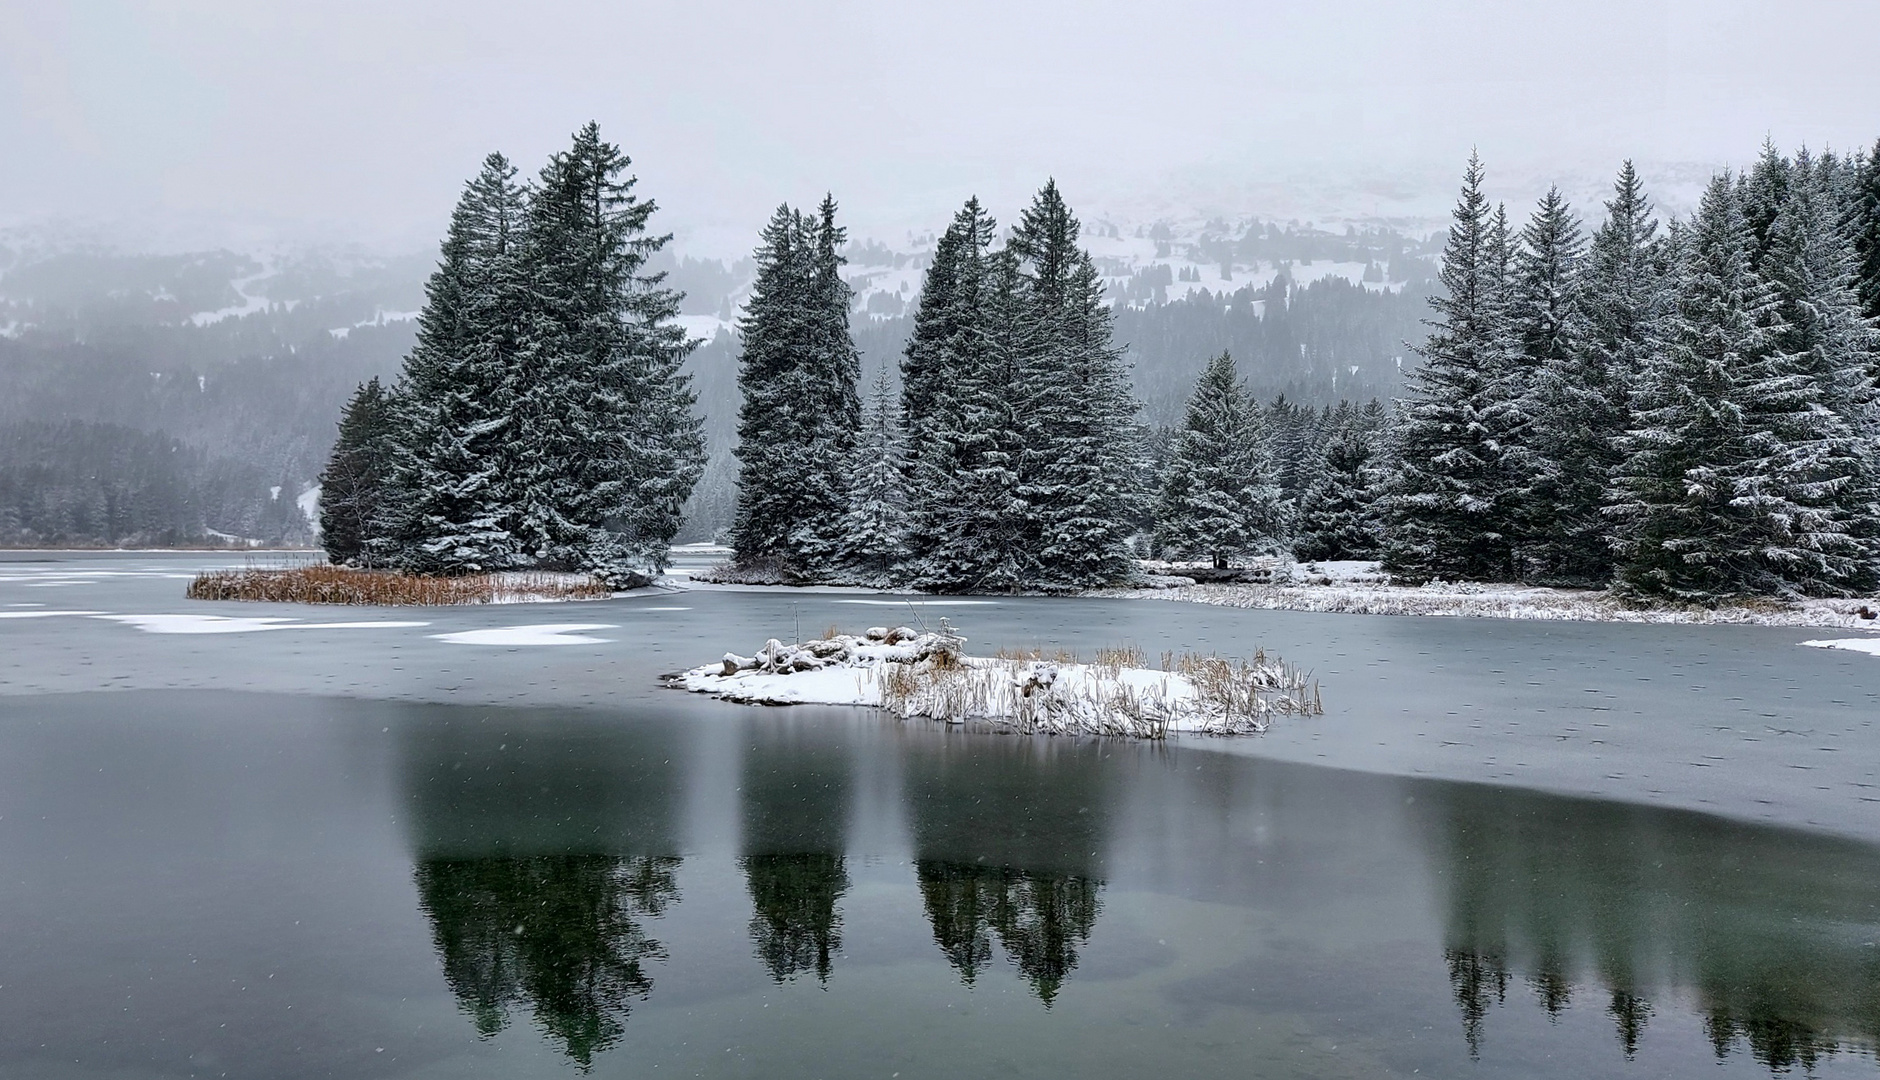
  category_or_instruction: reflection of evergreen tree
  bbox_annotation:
[744,852,848,984]
[1606,988,1652,1060]
[1418,779,1880,1070]
[1445,947,1507,1060]
[413,853,680,1071]
[915,861,1102,1004]
[915,860,996,982]
[739,721,853,984]
[903,734,1114,1005]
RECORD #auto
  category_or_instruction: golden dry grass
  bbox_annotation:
[185,565,612,606]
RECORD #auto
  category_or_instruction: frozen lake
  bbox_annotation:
[3,551,1879,1077]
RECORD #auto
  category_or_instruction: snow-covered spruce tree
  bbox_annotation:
[1740,139,1792,272]
[384,152,528,573]
[1010,181,1143,591]
[1852,139,1880,324]
[1608,175,1781,601]
[318,377,398,566]
[927,245,1039,591]
[1745,148,1880,593]
[1507,186,1596,584]
[730,205,813,572]
[837,371,911,584]
[1294,418,1385,562]
[1154,352,1286,567]
[1524,162,1665,587]
[1385,153,1524,582]
[511,123,704,580]
[788,196,865,574]
[728,198,863,579]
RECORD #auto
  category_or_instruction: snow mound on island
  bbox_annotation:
[667,625,1321,739]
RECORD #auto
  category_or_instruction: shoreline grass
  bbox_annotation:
[185,564,613,606]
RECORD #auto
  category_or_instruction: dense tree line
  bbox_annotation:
[1145,140,1880,601]
[728,183,1143,591]
[318,124,704,579]
[0,420,308,546]
[1386,143,1880,600]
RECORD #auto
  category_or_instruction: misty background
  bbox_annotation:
[3,0,1877,545]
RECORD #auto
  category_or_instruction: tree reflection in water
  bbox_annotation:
[400,711,686,1070]
[413,854,680,1069]
[904,733,1115,1006]
[1422,783,1880,1073]
[740,719,853,984]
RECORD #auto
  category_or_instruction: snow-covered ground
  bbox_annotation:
[669,626,1320,738]
[1109,560,1880,630]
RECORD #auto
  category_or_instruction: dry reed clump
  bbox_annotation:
[878,643,1322,739]
[185,564,614,606]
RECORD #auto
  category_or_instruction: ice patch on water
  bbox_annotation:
[431,624,617,646]
[95,614,429,635]
[0,610,106,619]
[1801,638,1880,657]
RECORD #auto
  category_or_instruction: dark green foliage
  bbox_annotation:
[1010,181,1143,590]
[1155,352,1286,565]
[1852,140,1880,323]
[1386,153,1524,582]
[1608,178,1778,600]
[509,123,704,577]
[385,154,528,572]
[729,197,861,578]
[0,420,305,547]
[1294,420,1385,561]
[318,377,397,564]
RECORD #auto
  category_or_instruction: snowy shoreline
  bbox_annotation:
[1100,560,1880,630]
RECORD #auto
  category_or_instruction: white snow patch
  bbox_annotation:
[1801,638,1880,657]
[431,623,617,646]
[95,614,428,635]
[0,610,106,619]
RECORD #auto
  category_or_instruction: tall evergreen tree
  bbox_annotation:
[387,152,528,572]
[1747,149,1880,592]
[1740,139,1792,271]
[1294,418,1386,561]
[511,123,703,578]
[1851,140,1880,325]
[730,205,814,571]
[1155,352,1285,566]
[838,371,911,583]
[1609,175,1783,600]
[729,198,862,578]
[1386,153,1523,582]
[1011,181,1142,590]
[907,244,1035,591]
[318,377,397,566]
[1509,187,1597,583]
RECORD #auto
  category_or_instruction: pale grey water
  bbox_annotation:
[1,551,1878,1078]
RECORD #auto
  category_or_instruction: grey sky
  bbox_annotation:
[3,0,1877,254]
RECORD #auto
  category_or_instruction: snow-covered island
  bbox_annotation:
[665,624,1321,739]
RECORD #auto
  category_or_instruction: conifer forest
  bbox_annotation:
[319,131,1880,602]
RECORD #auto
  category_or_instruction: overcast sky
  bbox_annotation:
[3,0,1878,255]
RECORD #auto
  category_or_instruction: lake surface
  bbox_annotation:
[3,552,1879,1078]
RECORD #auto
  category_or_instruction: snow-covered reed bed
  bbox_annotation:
[186,565,613,606]
[667,624,1322,739]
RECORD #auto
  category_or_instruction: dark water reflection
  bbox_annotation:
[1425,784,1880,1072]
[3,691,1879,1078]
